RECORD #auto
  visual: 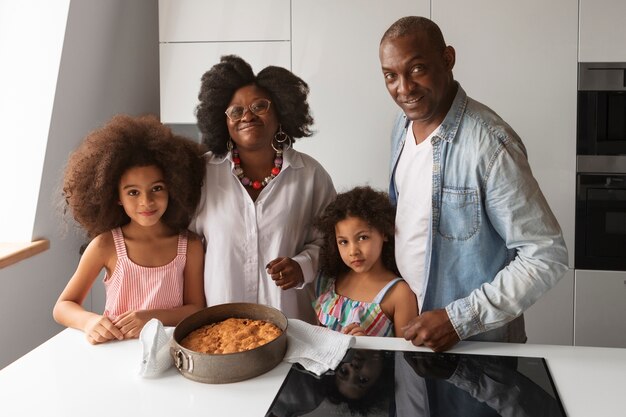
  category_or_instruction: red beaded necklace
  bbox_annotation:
[232,145,283,190]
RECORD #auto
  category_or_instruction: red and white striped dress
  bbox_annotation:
[103,227,186,320]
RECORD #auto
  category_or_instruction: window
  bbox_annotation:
[0,1,69,265]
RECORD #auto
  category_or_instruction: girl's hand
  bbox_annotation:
[84,314,124,345]
[112,310,151,339]
[342,322,367,336]
[266,257,304,290]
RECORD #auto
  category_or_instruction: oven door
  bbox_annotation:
[577,90,626,155]
[575,172,626,270]
[577,63,626,156]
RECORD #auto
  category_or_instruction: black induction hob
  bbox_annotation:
[265,348,567,417]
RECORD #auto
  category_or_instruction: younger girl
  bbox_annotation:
[53,114,207,345]
[313,186,418,337]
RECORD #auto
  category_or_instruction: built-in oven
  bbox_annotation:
[576,63,626,271]
[577,63,626,155]
[576,168,626,270]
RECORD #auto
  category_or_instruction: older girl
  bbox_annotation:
[54,115,206,344]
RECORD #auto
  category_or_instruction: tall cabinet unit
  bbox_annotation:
[291,1,429,192]
[158,0,291,124]
[433,0,578,345]
[576,0,626,348]
[579,0,626,62]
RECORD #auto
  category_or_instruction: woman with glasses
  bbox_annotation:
[192,55,336,322]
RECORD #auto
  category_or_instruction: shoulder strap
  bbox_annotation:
[111,227,127,258]
[177,230,188,255]
[372,277,404,304]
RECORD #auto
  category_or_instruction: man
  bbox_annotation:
[379,16,568,351]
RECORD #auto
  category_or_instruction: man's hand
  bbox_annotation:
[402,309,460,352]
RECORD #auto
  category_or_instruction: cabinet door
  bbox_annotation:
[525,269,574,345]
[579,0,626,62]
[575,269,626,348]
[160,42,291,123]
[159,0,290,42]
[291,0,429,191]
[433,0,578,268]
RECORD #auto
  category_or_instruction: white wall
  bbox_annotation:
[0,0,159,370]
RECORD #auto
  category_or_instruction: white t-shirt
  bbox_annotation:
[190,147,336,322]
[394,122,436,310]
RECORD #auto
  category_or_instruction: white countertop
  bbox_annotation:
[1,328,625,416]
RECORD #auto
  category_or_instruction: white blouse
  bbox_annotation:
[190,147,336,322]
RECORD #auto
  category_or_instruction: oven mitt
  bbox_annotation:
[138,318,175,378]
[284,319,355,376]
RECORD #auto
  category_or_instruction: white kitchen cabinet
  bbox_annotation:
[579,0,626,62]
[574,269,626,348]
[160,41,291,123]
[158,0,290,42]
[291,0,429,191]
[158,0,292,124]
[525,269,574,345]
[433,0,578,268]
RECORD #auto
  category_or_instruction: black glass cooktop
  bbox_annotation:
[265,348,567,417]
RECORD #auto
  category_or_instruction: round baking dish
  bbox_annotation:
[171,302,288,384]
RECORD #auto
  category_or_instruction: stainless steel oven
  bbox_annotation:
[576,63,626,271]
[575,165,626,270]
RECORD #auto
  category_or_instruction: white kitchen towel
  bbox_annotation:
[138,319,175,378]
[284,319,355,376]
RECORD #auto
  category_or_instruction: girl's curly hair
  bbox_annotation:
[315,186,399,278]
[195,55,314,157]
[62,114,206,238]
[323,350,395,416]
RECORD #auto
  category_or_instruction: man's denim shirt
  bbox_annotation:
[388,83,568,342]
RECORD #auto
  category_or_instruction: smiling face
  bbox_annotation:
[118,165,168,228]
[335,216,387,275]
[226,84,279,153]
[379,32,456,130]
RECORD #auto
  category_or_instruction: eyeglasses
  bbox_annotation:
[224,99,272,122]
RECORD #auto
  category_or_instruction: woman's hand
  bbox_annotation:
[266,257,304,290]
[342,322,367,336]
[84,314,124,345]
[112,310,151,339]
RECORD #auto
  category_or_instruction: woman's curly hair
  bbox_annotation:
[196,54,314,157]
[315,186,399,277]
[62,114,206,238]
